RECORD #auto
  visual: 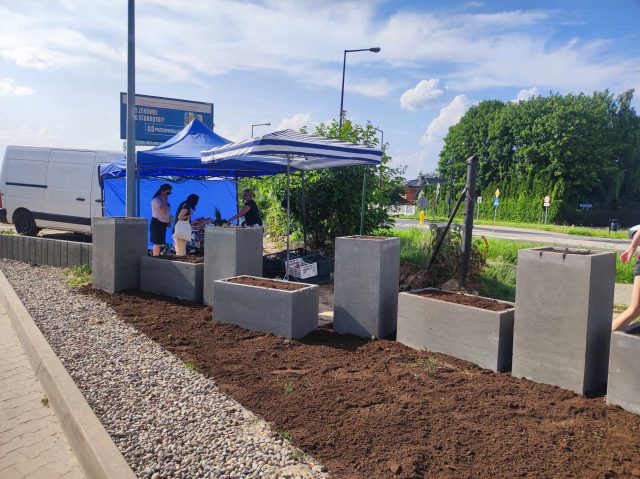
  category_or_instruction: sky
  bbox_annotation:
[1,0,639,179]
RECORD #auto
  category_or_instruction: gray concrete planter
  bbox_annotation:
[203,226,263,306]
[213,276,318,339]
[512,247,615,395]
[333,235,400,338]
[607,324,640,415]
[140,256,204,302]
[397,288,515,372]
[92,217,148,293]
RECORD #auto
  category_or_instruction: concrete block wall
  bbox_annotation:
[203,226,264,306]
[333,236,401,338]
[0,234,92,268]
[512,247,615,395]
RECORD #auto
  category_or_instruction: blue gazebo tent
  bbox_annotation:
[99,119,238,246]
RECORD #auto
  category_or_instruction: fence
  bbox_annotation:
[389,205,417,216]
[0,234,92,268]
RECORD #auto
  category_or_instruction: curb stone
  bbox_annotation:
[0,269,135,479]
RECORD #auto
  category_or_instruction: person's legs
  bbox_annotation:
[152,244,161,256]
[174,238,186,256]
[612,275,640,331]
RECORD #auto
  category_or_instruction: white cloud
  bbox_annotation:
[400,79,447,111]
[0,78,34,96]
[275,113,313,132]
[513,87,539,102]
[405,95,472,176]
[1,2,639,102]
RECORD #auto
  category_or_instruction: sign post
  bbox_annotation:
[493,189,500,222]
[476,196,482,219]
[126,0,136,217]
[543,196,551,224]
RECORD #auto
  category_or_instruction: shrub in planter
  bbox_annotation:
[607,324,640,415]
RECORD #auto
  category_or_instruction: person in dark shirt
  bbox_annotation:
[227,189,262,227]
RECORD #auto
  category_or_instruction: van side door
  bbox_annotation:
[43,150,94,233]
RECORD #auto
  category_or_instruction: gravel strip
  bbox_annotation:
[1,260,327,479]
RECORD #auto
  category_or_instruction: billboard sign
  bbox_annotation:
[120,93,214,144]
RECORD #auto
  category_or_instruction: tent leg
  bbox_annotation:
[235,175,239,214]
[285,157,291,280]
[301,171,307,253]
[136,167,141,217]
[359,168,367,235]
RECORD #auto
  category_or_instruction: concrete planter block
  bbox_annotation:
[203,226,263,306]
[397,288,515,372]
[607,325,640,415]
[512,247,615,395]
[213,276,318,339]
[91,217,148,293]
[333,236,401,338]
[140,256,204,302]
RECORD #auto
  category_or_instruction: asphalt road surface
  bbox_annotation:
[394,219,629,252]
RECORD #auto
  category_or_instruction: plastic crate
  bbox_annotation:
[302,253,335,275]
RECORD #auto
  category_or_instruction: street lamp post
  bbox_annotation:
[251,122,271,137]
[338,47,380,131]
[338,47,380,235]
[126,0,136,217]
[373,126,384,149]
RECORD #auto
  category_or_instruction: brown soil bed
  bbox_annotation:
[84,288,640,479]
[539,247,593,255]
[226,276,308,291]
[416,289,513,312]
[153,255,204,264]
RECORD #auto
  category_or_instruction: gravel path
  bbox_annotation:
[0,260,327,479]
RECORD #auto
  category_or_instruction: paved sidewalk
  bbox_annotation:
[0,306,83,479]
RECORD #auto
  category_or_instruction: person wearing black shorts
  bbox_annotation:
[613,229,640,331]
[227,189,263,227]
[150,184,173,256]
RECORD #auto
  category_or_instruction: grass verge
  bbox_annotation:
[63,264,92,288]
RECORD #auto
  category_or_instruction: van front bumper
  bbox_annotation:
[0,209,7,224]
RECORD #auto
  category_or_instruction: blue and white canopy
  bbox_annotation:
[201,129,382,174]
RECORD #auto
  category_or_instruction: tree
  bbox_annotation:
[436,90,640,224]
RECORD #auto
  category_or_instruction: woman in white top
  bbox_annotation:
[150,184,173,256]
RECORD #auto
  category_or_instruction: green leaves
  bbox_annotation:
[438,90,640,222]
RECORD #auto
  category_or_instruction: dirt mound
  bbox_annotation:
[86,287,640,479]
[399,263,434,292]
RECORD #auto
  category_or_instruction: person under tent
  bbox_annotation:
[172,194,199,256]
[227,189,263,227]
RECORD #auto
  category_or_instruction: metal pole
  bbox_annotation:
[285,156,291,280]
[359,168,367,235]
[460,155,477,287]
[427,186,467,271]
[338,50,347,131]
[447,160,454,216]
[125,0,136,217]
[301,171,307,252]
[251,125,254,137]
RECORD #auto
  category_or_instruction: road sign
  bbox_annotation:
[416,197,428,209]
[477,196,482,204]
[544,196,551,207]
[493,197,500,207]
[120,93,214,144]
[580,203,593,209]
[495,188,500,198]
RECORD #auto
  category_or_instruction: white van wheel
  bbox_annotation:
[13,210,40,236]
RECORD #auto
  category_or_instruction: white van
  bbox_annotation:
[0,146,123,235]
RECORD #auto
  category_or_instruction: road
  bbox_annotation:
[394,219,629,252]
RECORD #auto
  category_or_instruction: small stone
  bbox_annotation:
[389,462,402,475]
